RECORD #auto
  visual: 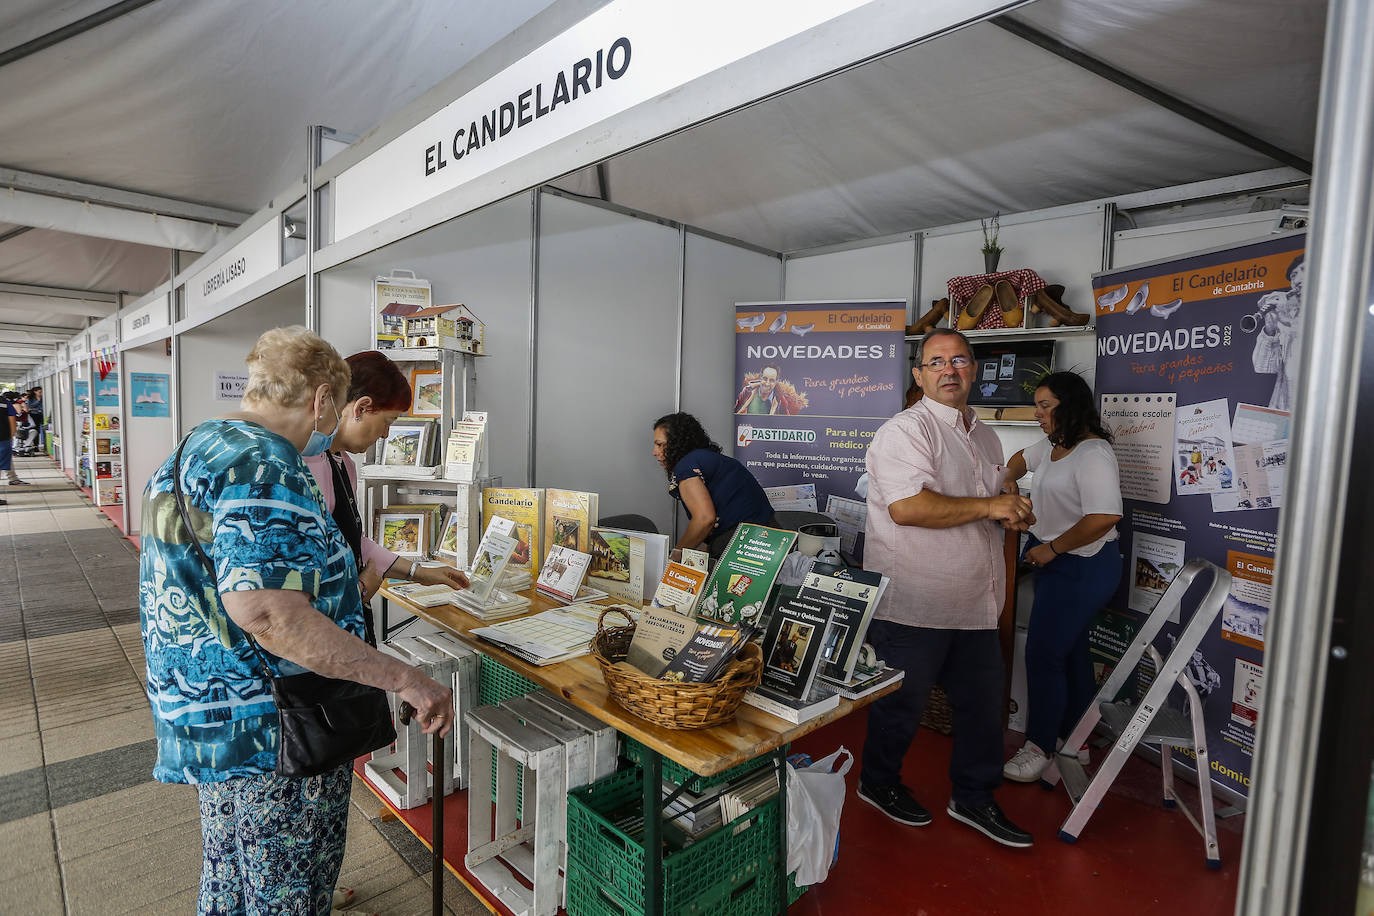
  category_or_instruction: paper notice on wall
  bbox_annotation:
[1128,531,1186,621]
[1221,549,1273,650]
[1100,393,1176,504]
[1174,397,1237,496]
[1211,440,1287,513]
[216,372,249,401]
[1231,658,1263,727]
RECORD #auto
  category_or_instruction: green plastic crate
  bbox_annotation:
[478,655,540,706]
[621,738,773,794]
[566,766,789,915]
[566,847,806,916]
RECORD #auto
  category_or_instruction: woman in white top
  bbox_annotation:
[1000,371,1123,783]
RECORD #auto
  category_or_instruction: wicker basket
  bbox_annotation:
[921,686,954,735]
[590,609,763,730]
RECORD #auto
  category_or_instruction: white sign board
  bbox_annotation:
[334,0,871,239]
[184,220,281,315]
[215,372,249,402]
[121,295,171,341]
[89,317,117,351]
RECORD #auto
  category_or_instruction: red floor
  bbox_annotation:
[363,708,1241,916]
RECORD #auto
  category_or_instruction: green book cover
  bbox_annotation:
[697,524,798,627]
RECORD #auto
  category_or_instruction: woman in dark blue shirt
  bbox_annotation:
[652,412,776,556]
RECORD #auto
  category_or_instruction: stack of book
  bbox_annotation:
[664,766,779,845]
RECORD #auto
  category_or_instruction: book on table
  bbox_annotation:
[648,560,709,617]
[387,582,460,608]
[740,682,841,724]
[469,602,606,665]
[482,486,546,576]
[587,526,646,605]
[696,523,797,627]
[534,545,592,603]
[816,662,904,700]
[795,566,887,682]
[543,488,600,555]
[757,594,835,701]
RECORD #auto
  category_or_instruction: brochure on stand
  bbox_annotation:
[535,545,592,603]
[697,524,798,626]
[466,516,519,604]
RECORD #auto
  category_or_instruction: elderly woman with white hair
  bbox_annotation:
[138,326,453,915]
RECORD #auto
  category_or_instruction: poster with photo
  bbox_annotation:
[1100,393,1176,503]
[94,373,120,408]
[1231,658,1263,728]
[1173,398,1237,496]
[1127,532,1186,619]
[733,301,905,518]
[1093,231,1303,798]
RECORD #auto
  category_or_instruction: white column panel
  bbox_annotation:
[122,344,174,535]
[681,233,783,457]
[317,194,535,486]
[536,194,680,534]
[783,240,914,309]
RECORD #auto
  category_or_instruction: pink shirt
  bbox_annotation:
[864,398,1006,630]
[303,451,399,576]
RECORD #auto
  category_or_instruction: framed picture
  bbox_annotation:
[376,510,427,559]
[380,421,433,467]
[409,369,444,417]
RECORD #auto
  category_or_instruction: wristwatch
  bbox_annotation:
[408,560,420,580]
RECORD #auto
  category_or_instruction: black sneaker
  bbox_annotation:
[947,800,1033,847]
[857,782,932,827]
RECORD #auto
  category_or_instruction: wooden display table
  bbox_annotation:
[371,583,900,916]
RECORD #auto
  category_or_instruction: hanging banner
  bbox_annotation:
[732,301,905,518]
[130,373,171,418]
[1093,231,1305,799]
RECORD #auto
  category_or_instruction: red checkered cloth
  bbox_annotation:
[947,269,1048,330]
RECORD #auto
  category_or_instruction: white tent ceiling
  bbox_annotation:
[0,0,1327,384]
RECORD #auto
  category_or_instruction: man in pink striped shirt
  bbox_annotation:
[856,328,1036,849]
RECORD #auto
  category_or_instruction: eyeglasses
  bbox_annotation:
[918,356,972,371]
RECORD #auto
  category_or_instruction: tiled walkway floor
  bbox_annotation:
[0,456,490,916]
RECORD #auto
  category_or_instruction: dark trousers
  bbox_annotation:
[860,620,1005,807]
[1024,538,1123,752]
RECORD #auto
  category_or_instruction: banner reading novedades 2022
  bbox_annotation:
[1093,232,1304,799]
[733,300,906,514]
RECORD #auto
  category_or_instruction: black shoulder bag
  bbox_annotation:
[171,435,395,778]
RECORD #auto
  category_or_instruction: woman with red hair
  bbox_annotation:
[304,351,468,647]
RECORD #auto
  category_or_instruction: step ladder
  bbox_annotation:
[1041,558,1231,869]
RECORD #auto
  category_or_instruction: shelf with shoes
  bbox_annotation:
[907,275,1096,343]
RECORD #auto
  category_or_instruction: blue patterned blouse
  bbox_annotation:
[138,419,364,784]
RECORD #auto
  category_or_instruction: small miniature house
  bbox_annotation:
[404,304,485,354]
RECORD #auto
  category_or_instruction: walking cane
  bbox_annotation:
[399,702,445,916]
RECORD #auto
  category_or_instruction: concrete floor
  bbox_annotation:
[0,455,489,916]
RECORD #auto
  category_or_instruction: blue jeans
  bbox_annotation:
[860,620,1005,807]
[1023,538,1123,753]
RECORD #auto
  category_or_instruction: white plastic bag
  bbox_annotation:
[785,746,853,885]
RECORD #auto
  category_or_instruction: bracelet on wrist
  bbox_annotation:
[409,560,420,579]
[1048,540,1061,556]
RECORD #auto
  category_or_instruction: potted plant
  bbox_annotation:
[981,211,1003,273]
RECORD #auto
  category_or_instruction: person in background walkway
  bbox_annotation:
[1001,371,1123,782]
[303,350,469,646]
[139,326,454,916]
[857,328,1036,848]
[652,411,777,557]
[21,386,44,454]
[0,392,29,488]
